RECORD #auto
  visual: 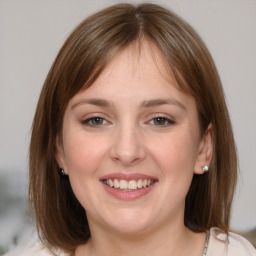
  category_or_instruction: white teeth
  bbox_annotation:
[120,180,128,189]
[114,179,119,188]
[108,179,114,187]
[137,179,142,188]
[104,178,154,190]
[128,180,137,190]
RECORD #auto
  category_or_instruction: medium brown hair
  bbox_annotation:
[29,3,237,253]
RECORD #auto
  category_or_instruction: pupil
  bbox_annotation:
[155,117,165,125]
[93,117,102,124]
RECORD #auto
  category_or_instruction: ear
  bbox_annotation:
[55,136,68,175]
[194,123,213,174]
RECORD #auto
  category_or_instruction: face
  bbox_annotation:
[56,42,212,235]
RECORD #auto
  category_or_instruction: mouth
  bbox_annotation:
[102,178,156,191]
[100,173,158,200]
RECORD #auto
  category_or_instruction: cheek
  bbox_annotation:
[151,131,199,173]
[63,132,108,211]
[149,131,199,198]
[63,131,107,175]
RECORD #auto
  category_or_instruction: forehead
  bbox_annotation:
[83,40,180,94]
[68,40,195,112]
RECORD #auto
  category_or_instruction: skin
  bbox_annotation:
[56,41,213,256]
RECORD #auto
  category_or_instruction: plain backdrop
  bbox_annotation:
[0,0,256,231]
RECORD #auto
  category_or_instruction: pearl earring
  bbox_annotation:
[202,166,209,173]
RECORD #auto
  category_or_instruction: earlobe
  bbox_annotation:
[55,136,68,175]
[194,124,213,174]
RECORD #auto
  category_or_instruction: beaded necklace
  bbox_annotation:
[202,231,210,256]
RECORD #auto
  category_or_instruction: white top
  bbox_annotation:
[4,228,256,256]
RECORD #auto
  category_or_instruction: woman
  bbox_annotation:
[6,3,256,256]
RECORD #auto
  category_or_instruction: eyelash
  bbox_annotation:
[81,115,176,128]
[81,116,109,127]
[148,116,176,127]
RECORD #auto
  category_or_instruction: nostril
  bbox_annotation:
[110,148,146,166]
[109,128,147,165]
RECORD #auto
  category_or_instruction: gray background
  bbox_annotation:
[0,0,255,251]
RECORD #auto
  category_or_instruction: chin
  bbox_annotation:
[109,220,151,235]
[101,208,155,235]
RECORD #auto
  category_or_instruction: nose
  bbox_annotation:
[110,123,146,166]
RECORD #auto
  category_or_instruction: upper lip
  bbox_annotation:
[100,172,158,181]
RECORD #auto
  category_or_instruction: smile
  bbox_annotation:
[100,173,158,200]
[102,179,155,191]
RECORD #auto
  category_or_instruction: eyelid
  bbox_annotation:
[147,113,175,121]
[81,113,112,127]
[81,112,109,120]
[146,113,176,126]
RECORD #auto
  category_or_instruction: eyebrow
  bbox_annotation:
[71,98,112,109]
[71,98,186,111]
[141,98,186,110]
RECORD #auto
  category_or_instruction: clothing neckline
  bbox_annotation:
[71,231,211,256]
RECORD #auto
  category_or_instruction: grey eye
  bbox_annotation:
[149,117,175,127]
[90,117,104,125]
[82,117,107,126]
[155,117,167,125]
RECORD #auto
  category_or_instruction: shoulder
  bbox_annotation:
[3,237,70,256]
[207,227,256,256]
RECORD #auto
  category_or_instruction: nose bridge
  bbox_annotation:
[110,119,146,166]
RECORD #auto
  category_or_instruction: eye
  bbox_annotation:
[149,117,175,126]
[81,116,108,127]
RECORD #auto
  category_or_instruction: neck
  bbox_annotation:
[75,218,206,256]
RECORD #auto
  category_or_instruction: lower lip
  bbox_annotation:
[102,182,157,200]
